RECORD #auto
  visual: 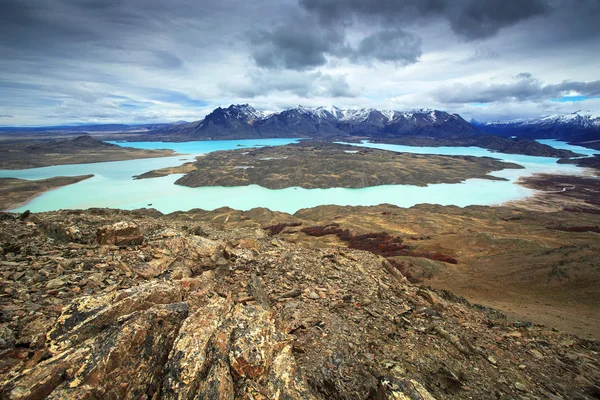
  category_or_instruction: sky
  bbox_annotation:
[0,0,599,126]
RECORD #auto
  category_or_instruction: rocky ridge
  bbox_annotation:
[0,209,599,399]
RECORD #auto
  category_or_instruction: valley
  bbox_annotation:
[0,122,598,399]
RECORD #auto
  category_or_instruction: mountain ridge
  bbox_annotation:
[475,110,600,149]
[150,104,577,158]
[161,104,480,139]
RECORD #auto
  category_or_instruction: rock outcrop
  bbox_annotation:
[96,221,145,246]
[3,278,315,400]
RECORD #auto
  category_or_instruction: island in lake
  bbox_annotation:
[137,142,524,189]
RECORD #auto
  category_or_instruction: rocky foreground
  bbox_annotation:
[0,209,599,399]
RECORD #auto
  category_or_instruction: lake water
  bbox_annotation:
[0,138,597,214]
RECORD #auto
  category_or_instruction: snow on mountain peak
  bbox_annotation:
[226,104,261,118]
[223,105,452,124]
[483,109,600,127]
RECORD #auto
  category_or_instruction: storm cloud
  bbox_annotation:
[249,22,423,70]
[299,0,549,40]
[245,0,553,72]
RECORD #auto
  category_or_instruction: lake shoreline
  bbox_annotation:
[507,171,600,213]
[0,138,596,213]
[0,175,94,211]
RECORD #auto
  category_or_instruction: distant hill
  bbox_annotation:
[0,135,175,169]
[0,123,178,133]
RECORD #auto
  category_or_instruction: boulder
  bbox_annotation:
[153,234,226,275]
[161,296,233,399]
[96,221,144,246]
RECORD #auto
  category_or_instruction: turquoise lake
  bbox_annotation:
[0,138,597,214]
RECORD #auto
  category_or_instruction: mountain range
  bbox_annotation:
[4,105,597,157]
[159,104,480,139]
[149,104,579,157]
[475,110,600,149]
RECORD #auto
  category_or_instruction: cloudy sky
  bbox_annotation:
[1,0,599,126]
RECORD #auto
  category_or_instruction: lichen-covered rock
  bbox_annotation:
[4,303,188,400]
[161,296,234,399]
[96,221,144,246]
[47,281,183,353]
[162,300,315,399]
[0,325,15,350]
[4,276,315,400]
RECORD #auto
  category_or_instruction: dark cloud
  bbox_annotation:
[353,29,422,64]
[249,19,344,70]
[250,21,423,70]
[448,0,549,39]
[515,72,533,79]
[434,73,600,104]
[0,0,268,67]
[299,0,446,24]
[299,0,549,40]
[0,0,598,124]
[248,0,551,71]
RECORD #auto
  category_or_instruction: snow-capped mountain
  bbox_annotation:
[150,104,579,157]
[163,104,479,139]
[476,110,600,144]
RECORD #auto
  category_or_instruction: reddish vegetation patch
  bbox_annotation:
[547,225,600,233]
[263,222,303,235]
[410,236,431,241]
[298,223,458,281]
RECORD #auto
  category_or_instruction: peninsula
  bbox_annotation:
[0,135,177,170]
[0,175,93,210]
